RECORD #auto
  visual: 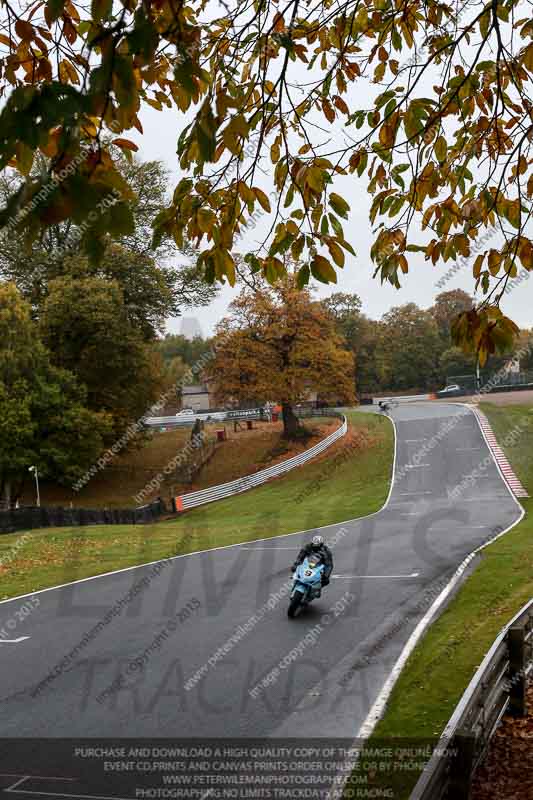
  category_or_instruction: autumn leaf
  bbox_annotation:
[434,136,447,162]
[327,240,345,267]
[0,33,15,48]
[473,254,485,278]
[311,254,337,283]
[253,188,271,212]
[328,193,350,219]
[112,138,139,152]
[488,250,501,276]
[59,59,79,84]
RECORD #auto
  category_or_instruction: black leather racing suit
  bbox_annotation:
[292,543,333,585]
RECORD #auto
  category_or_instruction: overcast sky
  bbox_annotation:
[132,81,532,338]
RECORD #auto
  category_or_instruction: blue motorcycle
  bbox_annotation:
[288,555,325,618]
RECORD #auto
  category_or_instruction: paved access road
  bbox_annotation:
[0,404,522,799]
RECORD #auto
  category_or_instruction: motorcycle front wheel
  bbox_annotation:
[288,593,303,618]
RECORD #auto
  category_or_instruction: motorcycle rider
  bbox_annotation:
[291,535,333,588]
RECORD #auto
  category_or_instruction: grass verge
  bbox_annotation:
[344,402,533,799]
[0,411,393,601]
[22,418,333,509]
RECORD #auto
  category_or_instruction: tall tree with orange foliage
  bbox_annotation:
[207,279,355,438]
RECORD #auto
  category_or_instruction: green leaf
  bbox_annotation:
[107,202,135,236]
[476,60,496,72]
[434,136,447,162]
[14,142,34,176]
[291,235,305,261]
[84,233,106,266]
[46,0,66,22]
[175,58,198,97]
[357,150,368,177]
[338,238,356,256]
[91,0,112,22]
[172,178,193,204]
[265,259,278,285]
[196,105,217,164]
[245,253,262,273]
[284,184,295,208]
[311,254,337,283]
[376,90,396,109]
[296,263,310,288]
[328,193,350,219]
[328,213,344,239]
[128,8,159,60]
[479,10,491,38]
[113,55,137,107]
[391,28,402,51]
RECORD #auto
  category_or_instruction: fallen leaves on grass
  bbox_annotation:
[2,534,128,575]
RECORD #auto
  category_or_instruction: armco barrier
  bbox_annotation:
[175,411,347,511]
[410,597,533,799]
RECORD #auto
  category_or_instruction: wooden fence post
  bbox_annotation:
[508,625,527,717]
[448,730,477,800]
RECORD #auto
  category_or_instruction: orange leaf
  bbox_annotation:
[322,100,335,123]
[59,58,79,84]
[15,20,34,40]
[112,138,139,152]
[0,33,15,48]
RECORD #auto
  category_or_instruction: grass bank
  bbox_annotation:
[344,402,533,799]
[0,411,393,601]
[21,418,334,509]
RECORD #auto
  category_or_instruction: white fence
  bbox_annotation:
[175,413,347,511]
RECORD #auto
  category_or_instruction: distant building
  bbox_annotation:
[181,384,212,412]
[180,317,204,340]
[180,382,321,413]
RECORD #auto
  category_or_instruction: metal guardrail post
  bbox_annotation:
[508,625,527,717]
[448,730,477,800]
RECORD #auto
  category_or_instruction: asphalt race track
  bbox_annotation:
[0,403,523,799]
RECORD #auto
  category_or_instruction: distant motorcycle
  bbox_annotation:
[378,399,398,413]
[288,555,325,618]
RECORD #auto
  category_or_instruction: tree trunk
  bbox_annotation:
[3,479,12,509]
[12,477,25,508]
[281,402,300,439]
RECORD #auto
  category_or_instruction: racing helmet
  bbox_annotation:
[312,535,324,547]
